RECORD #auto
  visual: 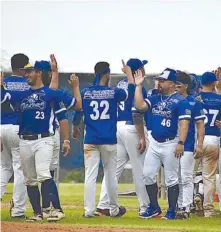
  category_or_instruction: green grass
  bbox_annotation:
[1,183,221,232]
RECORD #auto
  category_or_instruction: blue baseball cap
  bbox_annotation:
[126,58,148,72]
[200,72,218,85]
[189,73,198,95]
[154,68,177,82]
[20,61,51,72]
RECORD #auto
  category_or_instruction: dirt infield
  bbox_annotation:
[1,222,178,232]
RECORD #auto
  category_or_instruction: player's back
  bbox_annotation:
[82,85,123,144]
[2,75,29,125]
[196,92,221,136]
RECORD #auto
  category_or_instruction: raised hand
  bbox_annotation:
[68,74,79,88]
[134,69,144,86]
[121,59,132,75]
[50,54,58,72]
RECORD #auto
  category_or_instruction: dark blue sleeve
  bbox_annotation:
[194,101,206,122]
[177,99,191,121]
[54,93,68,121]
[56,89,76,110]
[115,83,135,102]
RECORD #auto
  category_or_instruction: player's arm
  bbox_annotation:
[134,70,149,111]
[72,110,83,140]
[68,74,82,110]
[132,87,148,153]
[175,100,191,158]
[54,100,70,156]
[49,54,59,89]
[194,101,205,159]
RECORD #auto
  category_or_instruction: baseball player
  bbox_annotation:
[214,67,221,212]
[96,58,149,217]
[1,61,81,222]
[194,72,221,217]
[1,54,30,218]
[134,68,191,219]
[37,60,67,221]
[175,72,205,219]
[72,61,135,218]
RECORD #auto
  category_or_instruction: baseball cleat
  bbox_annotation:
[11,215,28,219]
[83,213,100,218]
[26,213,43,222]
[95,208,110,216]
[42,207,51,218]
[47,209,65,222]
[176,209,190,219]
[162,209,176,220]
[194,194,204,216]
[139,204,162,219]
[111,206,126,217]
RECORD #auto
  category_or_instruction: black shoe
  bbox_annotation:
[111,206,126,217]
[11,215,27,219]
[95,208,110,216]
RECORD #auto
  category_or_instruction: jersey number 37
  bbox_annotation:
[90,100,110,120]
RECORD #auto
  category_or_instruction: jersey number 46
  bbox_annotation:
[90,100,110,120]
[161,119,171,127]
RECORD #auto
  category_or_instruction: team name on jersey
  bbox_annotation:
[20,92,46,111]
[4,81,30,91]
[152,101,173,118]
[84,90,115,99]
[117,80,128,90]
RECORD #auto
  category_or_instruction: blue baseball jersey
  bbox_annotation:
[195,92,221,137]
[1,76,29,125]
[184,96,205,152]
[81,84,134,144]
[1,86,73,135]
[144,93,191,140]
[117,78,147,122]
[145,88,159,130]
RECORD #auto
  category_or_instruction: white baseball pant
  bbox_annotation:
[97,122,149,214]
[19,137,54,186]
[219,147,221,211]
[178,151,194,210]
[50,129,60,171]
[0,124,27,217]
[202,135,219,214]
[84,144,119,217]
[143,136,179,187]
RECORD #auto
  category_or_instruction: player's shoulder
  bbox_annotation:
[147,88,158,97]
[4,75,26,82]
[117,77,128,89]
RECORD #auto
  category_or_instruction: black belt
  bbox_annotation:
[153,136,175,143]
[19,132,51,140]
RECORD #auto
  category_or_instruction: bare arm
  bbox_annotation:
[132,112,146,154]
[134,85,148,111]
[59,119,71,157]
[194,120,205,159]
[69,74,82,111]
[175,119,190,158]
[49,54,59,89]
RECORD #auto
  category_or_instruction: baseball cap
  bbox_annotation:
[176,72,192,87]
[200,72,218,85]
[20,61,51,72]
[154,68,177,82]
[126,58,148,72]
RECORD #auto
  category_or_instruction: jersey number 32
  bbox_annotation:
[90,100,110,120]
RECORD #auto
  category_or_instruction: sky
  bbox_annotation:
[1,0,221,74]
